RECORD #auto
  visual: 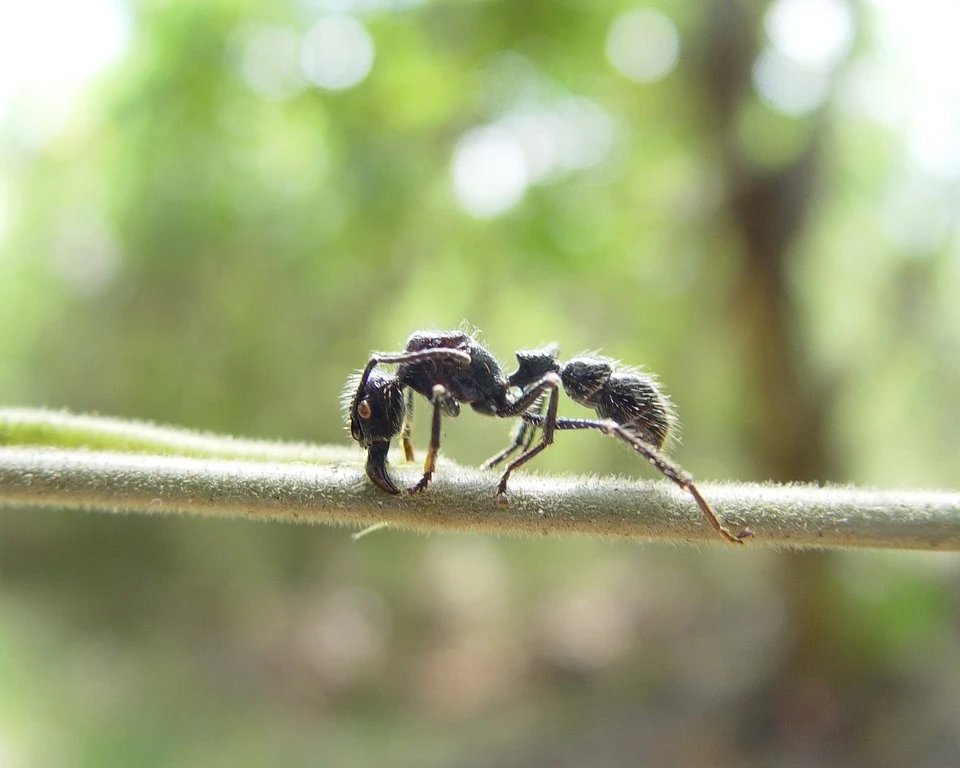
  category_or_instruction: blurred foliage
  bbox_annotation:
[1,0,959,765]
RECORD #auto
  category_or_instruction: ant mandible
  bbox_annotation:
[343,329,752,544]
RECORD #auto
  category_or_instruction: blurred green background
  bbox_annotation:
[1,0,959,765]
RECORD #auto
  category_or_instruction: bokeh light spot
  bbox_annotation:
[551,97,615,170]
[451,96,616,218]
[882,182,952,255]
[301,16,374,91]
[451,125,528,218]
[753,48,831,116]
[765,0,854,71]
[605,8,679,84]
[48,210,122,297]
[299,587,392,689]
[238,26,305,100]
[0,0,128,115]
[0,181,8,243]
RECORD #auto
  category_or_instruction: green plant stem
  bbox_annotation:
[1,408,958,550]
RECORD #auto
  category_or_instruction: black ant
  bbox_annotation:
[343,329,752,544]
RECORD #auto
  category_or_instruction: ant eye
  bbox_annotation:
[357,399,373,419]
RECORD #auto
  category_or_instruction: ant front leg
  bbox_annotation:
[408,385,451,495]
[350,344,471,443]
[353,347,472,412]
[401,388,415,462]
[494,374,561,503]
[549,417,752,545]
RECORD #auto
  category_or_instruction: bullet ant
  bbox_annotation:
[343,329,751,544]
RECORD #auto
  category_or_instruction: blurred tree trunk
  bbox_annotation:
[695,0,855,751]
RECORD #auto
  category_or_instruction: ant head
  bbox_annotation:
[342,369,406,494]
[343,369,405,446]
[507,345,560,388]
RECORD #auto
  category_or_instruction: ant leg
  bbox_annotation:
[408,384,449,495]
[481,394,544,470]
[607,422,751,544]
[495,377,561,503]
[353,347,471,413]
[484,375,558,472]
[401,388,415,462]
[374,347,471,366]
[481,421,528,470]
[538,416,752,544]
[519,399,543,451]
[350,346,472,434]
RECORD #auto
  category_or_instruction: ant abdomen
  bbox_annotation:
[561,356,673,449]
[598,372,673,449]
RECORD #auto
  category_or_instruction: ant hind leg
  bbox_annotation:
[604,422,751,543]
[548,417,752,544]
